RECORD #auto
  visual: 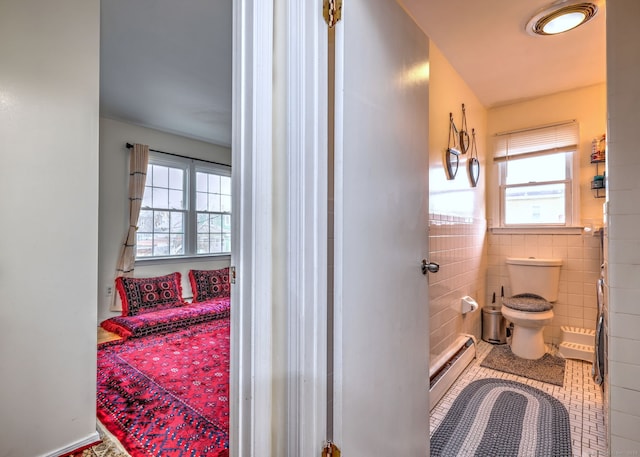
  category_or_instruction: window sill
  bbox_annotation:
[135,254,231,266]
[489,226,585,235]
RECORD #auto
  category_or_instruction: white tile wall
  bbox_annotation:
[606,0,640,452]
[485,232,601,345]
[609,385,640,420]
[428,221,602,357]
[428,214,486,364]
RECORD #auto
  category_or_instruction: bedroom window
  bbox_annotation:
[195,170,232,254]
[494,121,579,228]
[136,154,231,259]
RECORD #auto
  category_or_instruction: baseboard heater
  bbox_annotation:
[429,335,476,411]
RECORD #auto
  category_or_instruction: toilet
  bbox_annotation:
[501,257,562,360]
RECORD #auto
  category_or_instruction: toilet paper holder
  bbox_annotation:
[461,296,479,314]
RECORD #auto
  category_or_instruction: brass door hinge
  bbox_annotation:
[323,0,343,28]
[230,266,236,284]
[322,441,341,457]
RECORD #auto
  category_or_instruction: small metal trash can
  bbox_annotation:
[482,306,507,344]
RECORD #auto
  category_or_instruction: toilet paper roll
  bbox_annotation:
[461,295,479,314]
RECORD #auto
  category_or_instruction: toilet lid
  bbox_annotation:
[503,293,553,312]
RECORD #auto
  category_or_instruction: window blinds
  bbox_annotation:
[493,120,579,162]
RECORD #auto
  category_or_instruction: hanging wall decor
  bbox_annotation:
[459,103,470,154]
[467,128,480,187]
[445,112,461,180]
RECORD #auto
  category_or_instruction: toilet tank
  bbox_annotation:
[506,257,562,302]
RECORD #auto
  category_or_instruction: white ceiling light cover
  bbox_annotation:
[527,1,599,36]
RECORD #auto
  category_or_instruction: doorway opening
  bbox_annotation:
[97,1,234,454]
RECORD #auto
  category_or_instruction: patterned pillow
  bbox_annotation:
[189,268,231,302]
[115,272,185,316]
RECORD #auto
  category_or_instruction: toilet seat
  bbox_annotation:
[501,293,554,360]
[503,293,552,312]
[501,305,554,325]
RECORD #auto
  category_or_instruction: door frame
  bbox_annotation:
[232,0,329,455]
[283,1,329,455]
[230,0,274,455]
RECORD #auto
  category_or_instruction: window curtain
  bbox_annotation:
[111,143,149,310]
[493,120,579,162]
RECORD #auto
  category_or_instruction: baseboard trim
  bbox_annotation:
[45,430,101,457]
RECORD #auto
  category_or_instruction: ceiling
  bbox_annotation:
[100,0,233,146]
[403,0,607,108]
[99,0,606,146]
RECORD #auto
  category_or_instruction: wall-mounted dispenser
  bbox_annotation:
[461,295,479,314]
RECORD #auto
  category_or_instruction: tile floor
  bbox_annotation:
[430,340,607,457]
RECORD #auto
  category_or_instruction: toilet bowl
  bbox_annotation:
[501,297,554,359]
[503,258,562,360]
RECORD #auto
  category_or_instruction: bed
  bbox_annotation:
[100,269,231,341]
[97,268,231,457]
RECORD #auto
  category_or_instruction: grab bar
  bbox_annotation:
[592,277,605,385]
[597,277,604,314]
[593,312,604,385]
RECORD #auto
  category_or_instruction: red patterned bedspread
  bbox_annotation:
[100,298,230,341]
[97,318,230,456]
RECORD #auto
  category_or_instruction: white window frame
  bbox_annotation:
[136,152,232,261]
[492,121,581,231]
[193,162,232,255]
[498,152,574,227]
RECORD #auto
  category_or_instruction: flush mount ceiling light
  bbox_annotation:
[526,1,599,36]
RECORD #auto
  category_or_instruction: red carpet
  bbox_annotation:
[97,318,230,457]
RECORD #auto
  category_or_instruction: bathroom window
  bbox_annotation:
[494,121,579,228]
[136,153,231,259]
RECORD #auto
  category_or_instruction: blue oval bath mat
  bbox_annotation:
[431,378,572,457]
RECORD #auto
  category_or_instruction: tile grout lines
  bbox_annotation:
[429,340,606,456]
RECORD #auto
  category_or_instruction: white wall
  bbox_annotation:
[487,84,607,226]
[0,1,100,456]
[98,118,232,323]
[605,1,640,453]
[427,42,488,361]
[484,85,607,346]
[428,43,487,220]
